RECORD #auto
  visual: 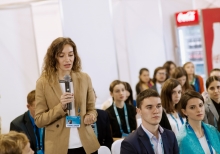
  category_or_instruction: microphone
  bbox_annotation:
[64,75,72,110]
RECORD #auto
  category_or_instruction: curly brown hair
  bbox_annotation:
[41,37,81,82]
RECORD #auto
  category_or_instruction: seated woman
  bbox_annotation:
[177,90,220,154]
[172,67,194,94]
[124,82,136,107]
[163,61,177,78]
[183,62,204,94]
[204,76,220,130]
[106,80,137,138]
[0,131,34,154]
[161,78,186,135]
[135,68,154,95]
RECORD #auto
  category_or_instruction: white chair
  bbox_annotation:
[98,146,111,154]
[111,138,124,154]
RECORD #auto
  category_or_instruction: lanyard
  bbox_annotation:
[34,126,43,151]
[170,113,184,131]
[93,122,98,138]
[113,103,131,134]
[186,122,213,154]
[145,132,164,154]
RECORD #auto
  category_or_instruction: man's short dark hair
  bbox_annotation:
[136,89,160,108]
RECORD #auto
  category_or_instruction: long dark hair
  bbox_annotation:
[172,67,192,92]
[161,78,181,113]
[124,82,134,106]
[163,61,176,77]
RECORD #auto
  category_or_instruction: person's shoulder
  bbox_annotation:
[96,109,108,116]
[36,76,48,85]
[203,122,218,131]
[195,75,203,80]
[11,112,27,125]
[163,128,175,136]
[75,71,89,78]
[123,129,138,143]
[176,125,188,142]
[106,104,113,110]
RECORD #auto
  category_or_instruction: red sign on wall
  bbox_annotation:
[202,8,220,74]
[175,10,199,27]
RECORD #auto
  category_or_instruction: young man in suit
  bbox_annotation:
[121,89,179,154]
[10,90,44,154]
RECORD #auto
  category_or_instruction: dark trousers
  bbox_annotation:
[68,147,98,154]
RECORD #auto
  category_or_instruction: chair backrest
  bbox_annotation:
[111,138,124,154]
[98,146,111,154]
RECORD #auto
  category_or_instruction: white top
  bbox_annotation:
[141,124,164,154]
[59,81,82,149]
[199,135,216,154]
[156,82,162,95]
[167,113,185,136]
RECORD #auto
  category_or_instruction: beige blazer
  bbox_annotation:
[35,72,100,154]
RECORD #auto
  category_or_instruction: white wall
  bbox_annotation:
[194,0,220,9]
[0,6,39,133]
[60,0,119,108]
[112,0,167,96]
[31,1,63,72]
[0,0,63,133]
[160,0,193,64]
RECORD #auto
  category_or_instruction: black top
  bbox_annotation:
[212,99,220,116]
[135,83,141,96]
[159,110,172,131]
[106,103,137,138]
[96,109,113,150]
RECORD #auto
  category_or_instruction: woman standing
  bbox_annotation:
[161,78,185,135]
[35,37,99,154]
[204,76,220,130]
[177,90,220,154]
[106,80,137,138]
[183,62,204,94]
[135,68,154,95]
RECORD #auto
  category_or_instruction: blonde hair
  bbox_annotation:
[0,131,29,154]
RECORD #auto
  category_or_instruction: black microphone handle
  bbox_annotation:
[67,102,72,110]
[65,81,72,110]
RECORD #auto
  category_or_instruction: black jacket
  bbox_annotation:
[96,109,113,150]
[10,111,44,154]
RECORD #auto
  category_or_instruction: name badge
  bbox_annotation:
[66,116,81,128]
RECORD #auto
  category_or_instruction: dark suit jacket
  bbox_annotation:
[10,111,43,154]
[96,109,113,150]
[121,126,179,154]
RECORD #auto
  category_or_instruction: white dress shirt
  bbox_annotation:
[141,124,164,154]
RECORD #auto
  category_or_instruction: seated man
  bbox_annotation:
[121,89,179,154]
[10,90,44,154]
